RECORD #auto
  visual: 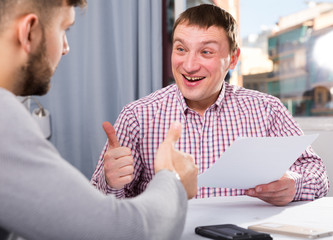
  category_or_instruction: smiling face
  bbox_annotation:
[172,23,239,115]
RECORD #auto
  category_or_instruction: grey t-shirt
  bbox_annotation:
[0,88,187,240]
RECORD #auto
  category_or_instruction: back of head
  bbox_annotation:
[172,4,239,54]
[0,0,87,32]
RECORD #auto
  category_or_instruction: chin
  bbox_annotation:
[37,81,52,96]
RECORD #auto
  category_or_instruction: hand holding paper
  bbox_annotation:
[198,135,318,189]
[246,171,298,206]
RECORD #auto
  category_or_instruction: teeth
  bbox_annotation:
[184,75,205,81]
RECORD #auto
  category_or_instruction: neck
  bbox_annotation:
[0,62,19,95]
[185,90,221,117]
[186,97,217,117]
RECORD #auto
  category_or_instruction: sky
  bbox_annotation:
[239,0,333,38]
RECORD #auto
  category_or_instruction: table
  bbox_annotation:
[181,196,333,240]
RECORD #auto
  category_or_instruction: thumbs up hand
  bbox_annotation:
[155,122,198,199]
[102,122,134,189]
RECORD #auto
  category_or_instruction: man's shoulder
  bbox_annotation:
[0,87,15,101]
[123,84,178,111]
[225,83,280,104]
[0,88,31,117]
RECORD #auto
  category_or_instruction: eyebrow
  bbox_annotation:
[173,38,219,46]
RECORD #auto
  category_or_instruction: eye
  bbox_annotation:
[202,50,212,55]
[176,47,185,52]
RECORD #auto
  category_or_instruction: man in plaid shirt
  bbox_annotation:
[91,4,329,206]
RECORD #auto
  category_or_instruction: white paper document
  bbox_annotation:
[198,134,318,189]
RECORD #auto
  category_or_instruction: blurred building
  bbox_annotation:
[243,2,333,116]
[242,30,274,94]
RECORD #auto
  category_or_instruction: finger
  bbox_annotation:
[107,147,132,159]
[116,175,134,186]
[104,155,133,170]
[255,180,288,193]
[245,188,256,196]
[164,121,182,146]
[245,187,275,197]
[185,153,195,163]
[106,174,133,190]
[102,121,120,149]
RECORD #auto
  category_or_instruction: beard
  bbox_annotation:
[18,33,54,96]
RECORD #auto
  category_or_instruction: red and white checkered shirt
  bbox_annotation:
[91,83,329,200]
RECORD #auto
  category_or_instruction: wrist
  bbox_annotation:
[158,169,181,181]
[171,170,181,181]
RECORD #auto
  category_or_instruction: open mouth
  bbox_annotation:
[183,74,205,82]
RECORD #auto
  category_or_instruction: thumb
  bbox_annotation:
[102,121,120,149]
[164,121,182,146]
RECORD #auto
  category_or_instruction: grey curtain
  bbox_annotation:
[36,0,163,178]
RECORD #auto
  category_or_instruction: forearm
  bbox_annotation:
[267,102,329,200]
[87,170,187,240]
[2,157,187,240]
[289,149,329,201]
[121,170,188,240]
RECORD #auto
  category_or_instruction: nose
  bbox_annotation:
[183,52,200,73]
[62,35,70,56]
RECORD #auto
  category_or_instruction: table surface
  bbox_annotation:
[181,196,333,240]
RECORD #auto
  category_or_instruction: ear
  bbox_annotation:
[229,48,241,70]
[17,14,41,53]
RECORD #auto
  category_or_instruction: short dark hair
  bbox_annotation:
[172,4,239,54]
[0,0,87,31]
[0,0,86,9]
[35,0,87,8]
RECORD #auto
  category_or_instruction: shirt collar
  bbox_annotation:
[175,85,189,114]
[214,83,226,112]
[175,83,226,114]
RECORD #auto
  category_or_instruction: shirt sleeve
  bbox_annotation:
[266,97,330,201]
[289,147,329,201]
[90,106,144,198]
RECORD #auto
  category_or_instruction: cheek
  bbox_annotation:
[47,35,63,64]
[171,53,183,69]
[205,57,230,78]
[202,58,223,75]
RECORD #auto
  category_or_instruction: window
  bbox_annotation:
[240,1,333,118]
[163,0,333,119]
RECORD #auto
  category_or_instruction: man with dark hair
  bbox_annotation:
[92,4,329,206]
[0,1,198,239]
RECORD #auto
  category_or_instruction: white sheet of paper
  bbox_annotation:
[197,134,318,189]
